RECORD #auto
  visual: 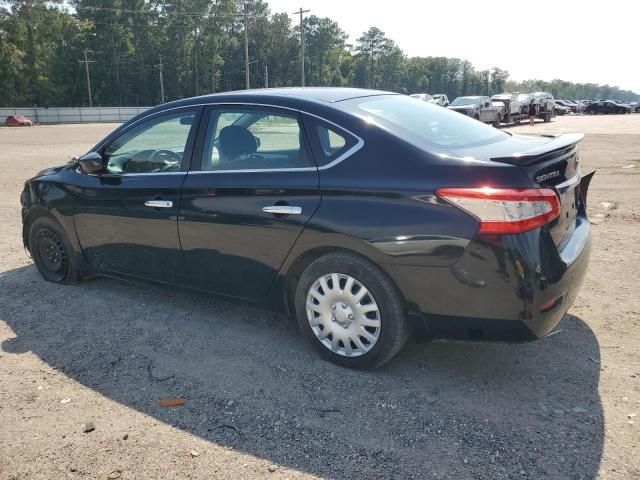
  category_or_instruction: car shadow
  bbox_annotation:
[1,265,604,479]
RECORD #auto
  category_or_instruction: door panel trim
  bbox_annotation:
[187,167,317,174]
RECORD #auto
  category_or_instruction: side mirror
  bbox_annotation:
[485,102,490,107]
[78,151,104,174]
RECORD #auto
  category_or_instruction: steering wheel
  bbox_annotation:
[150,149,181,172]
[150,149,181,163]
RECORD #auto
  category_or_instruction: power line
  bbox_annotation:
[75,5,257,20]
[292,7,310,86]
[90,22,192,28]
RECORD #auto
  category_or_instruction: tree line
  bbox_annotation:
[1,0,638,107]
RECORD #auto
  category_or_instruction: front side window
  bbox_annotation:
[201,109,312,171]
[350,95,506,149]
[104,111,196,174]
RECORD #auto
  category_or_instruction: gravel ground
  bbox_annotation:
[1,115,639,479]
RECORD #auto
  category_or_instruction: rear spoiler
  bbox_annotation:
[491,133,585,166]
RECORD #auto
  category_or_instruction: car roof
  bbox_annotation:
[178,87,392,105]
[144,87,398,119]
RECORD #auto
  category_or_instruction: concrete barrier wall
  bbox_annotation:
[0,107,151,124]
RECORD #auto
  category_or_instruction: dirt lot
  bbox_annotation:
[1,115,639,479]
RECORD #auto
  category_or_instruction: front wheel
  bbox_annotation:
[295,252,408,369]
[29,216,79,284]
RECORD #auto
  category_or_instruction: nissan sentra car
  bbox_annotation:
[20,88,593,369]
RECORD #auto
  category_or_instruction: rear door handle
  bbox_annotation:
[144,200,173,208]
[262,205,302,215]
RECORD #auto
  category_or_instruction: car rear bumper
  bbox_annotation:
[386,214,591,341]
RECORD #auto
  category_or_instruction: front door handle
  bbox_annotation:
[262,205,302,215]
[144,200,173,208]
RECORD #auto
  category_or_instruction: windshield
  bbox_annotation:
[351,95,506,148]
[451,97,478,106]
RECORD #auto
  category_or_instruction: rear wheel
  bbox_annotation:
[295,252,408,369]
[29,216,78,284]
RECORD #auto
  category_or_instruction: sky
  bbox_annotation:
[266,0,640,93]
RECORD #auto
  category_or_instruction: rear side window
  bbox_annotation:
[304,117,359,167]
[317,126,346,157]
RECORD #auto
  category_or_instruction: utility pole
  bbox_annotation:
[264,64,268,88]
[78,49,94,107]
[293,8,310,86]
[194,24,200,96]
[158,54,165,103]
[244,2,250,89]
[212,58,216,93]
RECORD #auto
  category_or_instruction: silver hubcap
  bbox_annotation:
[306,273,381,357]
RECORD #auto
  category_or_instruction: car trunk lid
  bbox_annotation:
[446,133,586,245]
[489,133,584,245]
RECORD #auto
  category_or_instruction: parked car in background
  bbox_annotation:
[410,93,435,103]
[490,93,521,122]
[613,101,632,110]
[555,100,577,113]
[447,96,502,126]
[19,87,593,369]
[585,100,631,114]
[4,115,34,127]
[532,92,555,122]
[553,104,571,115]
[630,101,640,113]
[431,94,450,106]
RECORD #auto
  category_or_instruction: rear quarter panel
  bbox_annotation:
[286,125,532,269]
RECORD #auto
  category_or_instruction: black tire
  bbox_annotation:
[294,252,408,369]
[28,216,79,284]
[473,114,480,121]
[636,107,640,113]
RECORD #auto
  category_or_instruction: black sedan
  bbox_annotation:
[21,88,593,369]
[585,100,631,114]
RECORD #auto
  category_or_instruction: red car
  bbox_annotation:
[4,115,34,127]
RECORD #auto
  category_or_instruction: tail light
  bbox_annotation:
[435,187,560,234]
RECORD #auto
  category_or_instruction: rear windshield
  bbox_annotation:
[350,95,506,148]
